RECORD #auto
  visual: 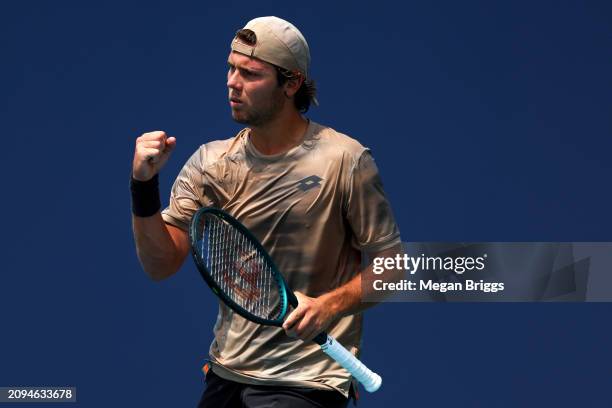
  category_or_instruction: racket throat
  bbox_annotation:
[312,332,327,346]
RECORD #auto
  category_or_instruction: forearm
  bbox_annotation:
[130,130,186,280]
[132,213,183,280]
[321,243,405,318]
[319,272,365,318]
[283,244,404,341]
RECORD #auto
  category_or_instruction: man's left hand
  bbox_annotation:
[282,292,335,342]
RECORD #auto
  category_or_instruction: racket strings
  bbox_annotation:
[197,215,281,320]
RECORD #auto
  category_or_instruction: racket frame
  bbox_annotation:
[189,207,291,327]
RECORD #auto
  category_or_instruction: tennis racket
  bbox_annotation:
[188,207,382,393]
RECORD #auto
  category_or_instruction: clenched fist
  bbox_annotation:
[132,131,177,181]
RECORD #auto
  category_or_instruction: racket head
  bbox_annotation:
[189,207,291,326]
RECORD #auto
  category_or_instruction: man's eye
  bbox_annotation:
[227,65,258,78]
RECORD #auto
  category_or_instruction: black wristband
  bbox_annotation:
[130,174,161,217]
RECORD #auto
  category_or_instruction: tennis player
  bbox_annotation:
[131,16,402,407]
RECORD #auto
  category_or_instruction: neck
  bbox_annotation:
[249,110,309,156]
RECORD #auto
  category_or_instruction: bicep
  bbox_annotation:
[167,223,191,266]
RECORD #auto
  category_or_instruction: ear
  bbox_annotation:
[283,73,305,98]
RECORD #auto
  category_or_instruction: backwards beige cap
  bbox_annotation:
[231,16,311,78]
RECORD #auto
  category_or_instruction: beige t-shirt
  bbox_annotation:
[161,120,400,396]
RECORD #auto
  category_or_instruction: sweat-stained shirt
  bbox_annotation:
[161,120,400,396]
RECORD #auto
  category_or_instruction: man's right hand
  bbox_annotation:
[132,131,177,181]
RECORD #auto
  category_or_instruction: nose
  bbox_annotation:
[227,69,241,92]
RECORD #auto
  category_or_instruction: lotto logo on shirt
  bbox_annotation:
[296,175,322,192]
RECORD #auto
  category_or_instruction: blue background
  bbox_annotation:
[2,1,611,406]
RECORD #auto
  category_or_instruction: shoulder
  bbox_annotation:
[189,129,248,168]
[309,121,369,164]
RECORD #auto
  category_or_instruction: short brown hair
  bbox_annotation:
[234,29,317,113]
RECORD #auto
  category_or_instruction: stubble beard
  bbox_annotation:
[231,90,285,127]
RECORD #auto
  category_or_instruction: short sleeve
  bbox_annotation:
[345,150,401,253]
[161,148,205,231]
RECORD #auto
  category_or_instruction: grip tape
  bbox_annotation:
[319,335,382,392]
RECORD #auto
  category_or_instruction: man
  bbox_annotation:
[131,16,401,407]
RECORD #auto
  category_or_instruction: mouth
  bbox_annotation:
[229,96,243,106]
